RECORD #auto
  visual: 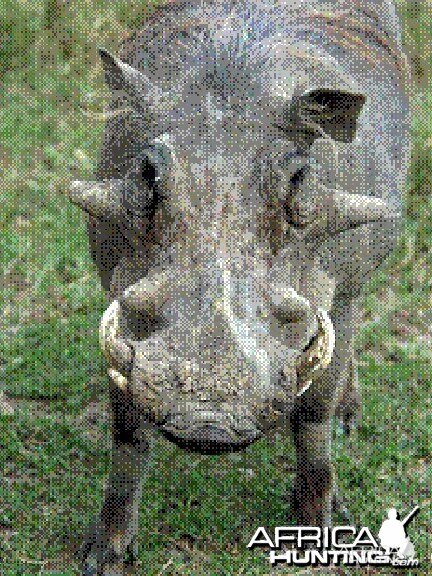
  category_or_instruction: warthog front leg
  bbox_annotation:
[291,298,355,526]
[291,412,334,527]
[334,297,362,435]
[80,380,150,576]
[336,353,361,436]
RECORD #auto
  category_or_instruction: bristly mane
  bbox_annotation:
[295,6,407,74]
[105,0,407,130]
[119,0,407,83]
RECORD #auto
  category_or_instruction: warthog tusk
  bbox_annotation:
[107,368,129,391]
[99,300,133,378]
[295,308,335,396]
[99,300,120,361]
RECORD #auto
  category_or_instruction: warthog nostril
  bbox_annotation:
[160,422,259,455]
[190,425,236,445]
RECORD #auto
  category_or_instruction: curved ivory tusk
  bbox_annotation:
[68,179,123,220]
[315,308,336,370]
[99,300,120,360]
[99,300,133,372]
[108,368,129,391]
[296,308,335,396]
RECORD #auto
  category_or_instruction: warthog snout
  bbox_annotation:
[100,290,337,455]
[161,407,261,454]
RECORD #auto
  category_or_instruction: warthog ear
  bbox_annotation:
[288,87,366,147]
[99,48,146,93]
[98,48,166,109]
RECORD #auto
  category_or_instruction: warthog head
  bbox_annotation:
[69,33,398,454]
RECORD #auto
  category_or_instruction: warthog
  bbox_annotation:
[68,0,410,573]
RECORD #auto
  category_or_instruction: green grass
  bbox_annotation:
[1,1,431,575]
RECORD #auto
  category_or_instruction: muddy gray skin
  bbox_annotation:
[68,1,410,573]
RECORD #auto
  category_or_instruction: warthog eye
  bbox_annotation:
[275,149,308,181]
[122,144,170,216]
[270,140,309,186]
[140,155,159,188]
[133,145,166,189]
[269,145,309,207]
[269,146,320,228]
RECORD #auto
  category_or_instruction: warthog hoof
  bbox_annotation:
[79,526,136,576]
[337,391,362,436]
[336,358,362,436]
[81,553,125,576]
[332,487,352,524]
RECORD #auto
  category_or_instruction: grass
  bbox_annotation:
[1,1,431,574]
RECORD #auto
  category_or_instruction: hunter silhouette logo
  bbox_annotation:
[247,506,420,567]
[378,506,419,559]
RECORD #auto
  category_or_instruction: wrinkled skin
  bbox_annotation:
[68,1,410,573]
